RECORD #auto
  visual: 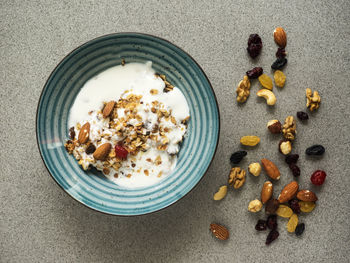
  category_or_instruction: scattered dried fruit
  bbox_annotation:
[266,229,279,245]
[248,199,263,212]
[261,181,273,204]
[295,223,305,236]
[285,154,299,165]
[247,34,263,58]
[261,158,281,180]
[210,223,229,240]
[213,185,228,201]
[230,150,247,164]
[115,145,128,159]
[299,201,316,213]
[287,214,298,233]
[102,101,116,118]
[258,74,273,90]
[240,135,260,146]
[255,220,267,231]
[305,145,325,156]
[267,119,282,134]
[248,162,261,177]
[297,111,309,121]
[297,190,318,202]
[282,116,296,140]
[228,167,246,189]
[288,199,301,214]
[93,143,112,160]
[274,70,286,88]
[276,48,287,58]
[271,57,287,70]
[267,215,278,230]
[306,88,321,111]
[279,140,292,155]
[69,127,75,139]
[246,67,263,79]
[276,205,293,218]
[257,89,277,105]
[289,163,301,177]
[311,170,327,185]
[265,199,280,215]
[78,122,90,144]
[85,144,96,154]
[278,181,299,203]
[273,27,287,48]
[236,75,251,103]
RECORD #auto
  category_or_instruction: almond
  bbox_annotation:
[274,27,287,48]
[102,101,116,118]
[261,158,281,180]
[93,143,112,160]
[297,190,318,202]
[278,181,299,203]
[210,223,229,240]
[78,122,90,144]
[261,181,273,203]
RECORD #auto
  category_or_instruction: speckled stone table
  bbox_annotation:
[1,1,349,262]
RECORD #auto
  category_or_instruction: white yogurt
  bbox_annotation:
[68,62,190,188]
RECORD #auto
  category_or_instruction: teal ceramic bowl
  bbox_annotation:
[36,33,220,216]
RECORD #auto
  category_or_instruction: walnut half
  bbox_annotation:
[228,167,246,189]
[236,76,251,103]
[282,116,296,141]
[306,88,321,111]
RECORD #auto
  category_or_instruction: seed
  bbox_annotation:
[295,223,305,236]
[276,205,293,218]
[299,201,316,213]
[287,214,298,233]
[246,67,263,79]
[255,220,267,231]
[271,57,287,70]
[289,163,300,177]
[266,229,279,245]
[297,111,309,121]
[310,170,327,186]
[267,215,278,230]
[288,199,301,214]
[265,199,280,215]
[305,145,325,156]
[285,154,299,165]
[230,150,247,164]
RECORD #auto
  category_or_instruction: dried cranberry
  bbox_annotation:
[276,48,287,58]
[289,163,300,177]
[85,144,96,154]
[297,111,309,121]
[247,34,263,58]
[306,145,325,156]
[311,170,327,185]
[266,229,279,245]
[115,145,128,159]
[255,220,267,231]
[69,127,76,139]
[285,154,299,165]
[265,199,280,215]
[230,150,247,164]
[267,215,278,230]
[271,57,287,70]
[246,67,263,79]
[288,199,301,214]
[295,223,305,236]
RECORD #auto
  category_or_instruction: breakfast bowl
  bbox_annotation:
[36,33,220,216]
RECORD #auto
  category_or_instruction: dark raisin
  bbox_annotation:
[265,199,280,215]
[305,145,325,156]
[285,154,299,165]
[267,215,278,230]
[295,223,305,236]
[276,48,287,58]
[289,163,301,177]
[230,150,247,164]
[69,127,75,139]
[271,57,287,70]
[288,199,301,214]
[85,144,96,154]
[297,111,309,121]
[247,34,263,58]
[246,67,263,79]
[255,220,267,231]
[266,229,279,245]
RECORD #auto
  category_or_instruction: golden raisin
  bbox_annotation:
[299,201,316,213]
[274,70,286,88]
[258,74,273,90]
[240,135,260,146]
[276,205,293,218]
[287,214,298,232]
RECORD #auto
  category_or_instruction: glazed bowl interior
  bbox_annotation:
[37,33,219,215]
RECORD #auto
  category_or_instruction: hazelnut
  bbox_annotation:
[248,199,263,212]
[248,162,261,177]
[267,120,282,134]
[279,140,292,155]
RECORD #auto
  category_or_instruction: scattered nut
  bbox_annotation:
[278,181,299,203]
[213,185,228,201]
[228,167,246,189]
[78,122,90,144]
[257,89,277,106]
[248,199,263,212]
[274,27,287,48]
[240,135,260,146]
[261,158,281,180]
[261,181,273,204]
[306,88,321,111]
[297,190,318,202]
[210,223,229,240]
[236,75,251,103]
[102,101,116,118]
[267,120,282,134]
[249,162,261,177]
[279,140,292,155]
[282,116,296,140]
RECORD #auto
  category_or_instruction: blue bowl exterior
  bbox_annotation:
[36,33,219,216]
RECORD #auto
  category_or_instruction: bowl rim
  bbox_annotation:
[36,32,221,216]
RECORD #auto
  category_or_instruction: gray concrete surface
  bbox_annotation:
[1,0,350,262]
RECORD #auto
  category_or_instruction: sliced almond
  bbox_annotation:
[78,122,90,144]
[93,143,112,160]
[102,101,116,118]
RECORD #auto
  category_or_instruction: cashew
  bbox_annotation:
[257,89,277,105]
[213,185,228,200]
